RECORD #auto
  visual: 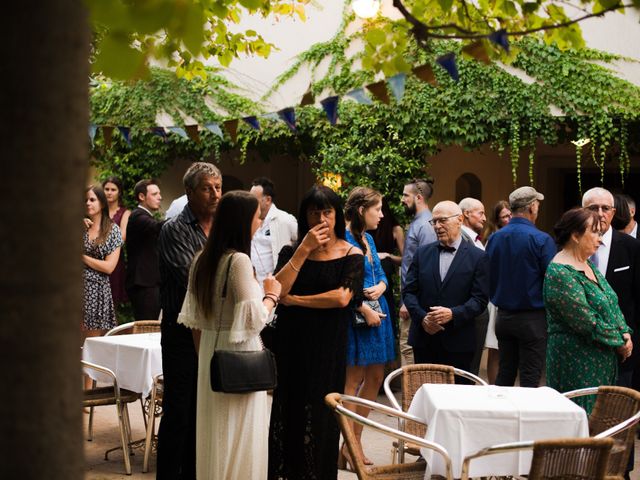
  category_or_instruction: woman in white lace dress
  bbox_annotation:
[178,190,281,479]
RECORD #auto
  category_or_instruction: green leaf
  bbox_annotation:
[182,4,206,55]
[239,0,263,10]
[93,34,147,79]
[438,0,454,12]
[365,28,386,46]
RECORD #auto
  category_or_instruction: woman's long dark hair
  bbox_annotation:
[297,185,346,241]
[102,176,125,207]
[344,187,382,254]
[612,193,632,231]
[369,197,399,253]
[86,185,113,245]
[191,190,259,318]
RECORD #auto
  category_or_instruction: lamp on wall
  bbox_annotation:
[352,0,381,18]
[321,172,342,191]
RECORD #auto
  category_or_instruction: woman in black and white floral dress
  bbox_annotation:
[82,185,122,337]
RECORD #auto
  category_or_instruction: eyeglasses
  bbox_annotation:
[429,214,459,226]
[586,204,614,213]
[499,213,512,220]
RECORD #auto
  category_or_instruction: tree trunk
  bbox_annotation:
[1,2,89,478]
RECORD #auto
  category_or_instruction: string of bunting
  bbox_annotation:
[89,34,508,147]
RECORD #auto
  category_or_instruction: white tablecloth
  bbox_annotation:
[82,333,162,397]
[407,384,589,478]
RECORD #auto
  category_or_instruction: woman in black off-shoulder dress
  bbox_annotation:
[268,186,364,480]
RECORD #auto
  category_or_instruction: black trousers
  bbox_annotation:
[412,342,475,384]
[127,285,161,320]
[495,309,547,388]
[469,309,489,376]
[156,321,198,480]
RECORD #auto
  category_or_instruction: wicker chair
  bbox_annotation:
[82,360,140,475]
[564,385,640,478]
[142,374,164,473]
[460,437,618,480]
[324,393,453,480]
[383,364,487,463]
[105,320,161,336]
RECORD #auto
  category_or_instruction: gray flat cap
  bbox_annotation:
[509,186,544,210]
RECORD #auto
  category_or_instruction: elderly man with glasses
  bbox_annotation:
[583,187,640,388]
[403,201,489,375]
[485,186,556,388]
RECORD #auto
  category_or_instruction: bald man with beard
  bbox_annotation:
[403,201,489,375]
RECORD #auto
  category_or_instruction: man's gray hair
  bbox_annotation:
[582,187,613,207]
[183,162,221,191]
[458,197,482,213]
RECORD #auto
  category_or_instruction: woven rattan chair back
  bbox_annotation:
[589,386,640,476]
[401,364,456,439]
[106,320,161,336]
[528,437,614,480]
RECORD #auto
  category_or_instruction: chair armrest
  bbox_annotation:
[453,368,488,385]
[460,440,534,480]
[82,360,123,402]
[383,367,403,411]
[563,387,599,399]
[594,410,640,439]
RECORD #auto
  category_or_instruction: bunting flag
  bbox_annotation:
[102,126,114,148]
[278,107,297,132]
[300,89,315,106]
[346,88,373,105]
[413,64,437,86]
[387,73,407,102]
[489,29,510,53]
[185,125,200,143]
[243,116,261,131]
[151,127,168,142]
[436,53,459,81]
[204,122,223,138]
[89,124,98,146]
[168,126,189,139]
[320,96,339,125]
[224,119,239,142]
[366,80,390,104]
[117,126,131,146]
[462,41,491,64]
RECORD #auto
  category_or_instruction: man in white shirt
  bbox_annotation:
[250,177,298,285]
[459,197,489,375]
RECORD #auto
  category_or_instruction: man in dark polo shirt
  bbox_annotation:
[485,186,556,388]
[156,162,222,480]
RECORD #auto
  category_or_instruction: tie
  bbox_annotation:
[438,244,456,253]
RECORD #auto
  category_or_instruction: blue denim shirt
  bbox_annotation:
[485,217,556,310]
[401,209,437,288]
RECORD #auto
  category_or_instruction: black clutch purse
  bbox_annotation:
[353,299,383,328]
[209,254,278,394]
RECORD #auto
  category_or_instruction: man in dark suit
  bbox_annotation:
[403,200,489,374]
[126,179,164,320]
[582,187,639,386]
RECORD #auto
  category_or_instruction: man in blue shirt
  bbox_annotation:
[399,178,437,366]
[485,186,556,387]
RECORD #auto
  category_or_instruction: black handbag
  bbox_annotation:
[353,299,383,327]
[210,254,278,394]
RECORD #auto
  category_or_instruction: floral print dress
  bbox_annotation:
[543,262,630,413]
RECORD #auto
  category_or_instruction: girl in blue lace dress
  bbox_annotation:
[341,187,396,468]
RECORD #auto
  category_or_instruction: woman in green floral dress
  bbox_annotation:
[544,207,632,413]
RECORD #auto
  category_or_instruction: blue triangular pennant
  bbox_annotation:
[387,74,407,102]
[242,116,261,131]
[278,107,296,132]
[489,29,510,53]
[168,126,189,139]
[117,126,131,146]
[151,127,168,142]
[204,123,223,138]
[320,96,339,125]
[89,124,98,146]
[436,53,459,81]
[346,88,373,105]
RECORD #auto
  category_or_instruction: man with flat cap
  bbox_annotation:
[486,186,556,387]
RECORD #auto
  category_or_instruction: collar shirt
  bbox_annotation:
[485,217,556,310]
[137,205,154,216]
[158,205,207,324]
[252,205,277,285]
[401,208,437,287]
[592,227,612,276]
[461,224,485,251]
[439,235,463,281]
[631,222,637,239]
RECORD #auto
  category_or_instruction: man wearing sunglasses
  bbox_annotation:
[582,187,640,389]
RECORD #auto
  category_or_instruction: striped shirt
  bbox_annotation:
[158,204,207,325]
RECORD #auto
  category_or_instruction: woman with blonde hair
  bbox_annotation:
[178,190,281,479]
[83,185,123,337]
[341,186,396,468]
